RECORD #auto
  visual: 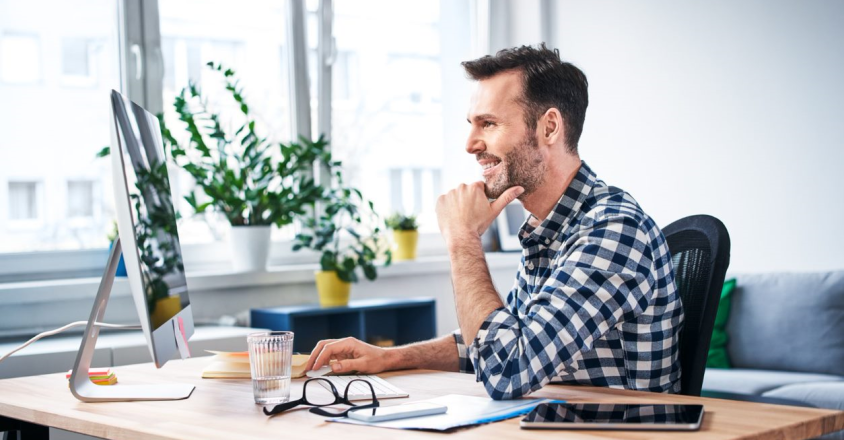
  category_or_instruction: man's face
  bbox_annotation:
[466,70,545,199]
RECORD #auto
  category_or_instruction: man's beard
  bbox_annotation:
[482,132,545,199]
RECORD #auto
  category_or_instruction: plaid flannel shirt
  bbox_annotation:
[453,162,683,400]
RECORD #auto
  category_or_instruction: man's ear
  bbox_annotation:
[540,108,565,146]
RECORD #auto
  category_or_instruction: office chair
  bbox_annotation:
[663,215,731,396]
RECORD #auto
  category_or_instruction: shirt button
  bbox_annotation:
[526,262,535,270]
[544,238,550,244]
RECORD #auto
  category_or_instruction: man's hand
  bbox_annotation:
[305,337,393,374]
[436,182,524,245]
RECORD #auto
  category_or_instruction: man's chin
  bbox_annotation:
[483,183,508,199]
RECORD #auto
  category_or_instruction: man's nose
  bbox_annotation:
[465,133,485,155]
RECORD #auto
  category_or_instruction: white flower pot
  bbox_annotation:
[229,225,272,272]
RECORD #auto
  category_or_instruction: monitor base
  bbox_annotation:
[71,382,195,402]
[69,239,196,403]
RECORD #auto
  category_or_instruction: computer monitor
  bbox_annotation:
[69,90,195,402]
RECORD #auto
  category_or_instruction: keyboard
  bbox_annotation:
[317,374,409,401]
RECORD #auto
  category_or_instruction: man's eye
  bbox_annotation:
[483,121,494,128]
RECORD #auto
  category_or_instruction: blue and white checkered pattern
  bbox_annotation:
[453,162,683,400]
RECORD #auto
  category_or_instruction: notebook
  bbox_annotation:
[200,351,312,379]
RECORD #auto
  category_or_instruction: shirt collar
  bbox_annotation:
[520,161,597,248]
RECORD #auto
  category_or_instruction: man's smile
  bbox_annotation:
[478,157,502,177]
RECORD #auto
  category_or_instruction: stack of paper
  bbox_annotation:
[65,368,117,386]
[201,351,313,379]
[332,394,550,431]
[202,351,250,379]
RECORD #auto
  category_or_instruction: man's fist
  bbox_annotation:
[436,182,524,244]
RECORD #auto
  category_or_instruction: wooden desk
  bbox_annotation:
[0,357,841,440]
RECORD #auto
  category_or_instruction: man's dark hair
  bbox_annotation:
[462,43,588,154]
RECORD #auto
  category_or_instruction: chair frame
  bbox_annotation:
[663,215,731,396]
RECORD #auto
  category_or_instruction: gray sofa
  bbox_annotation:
[701,271,843,437]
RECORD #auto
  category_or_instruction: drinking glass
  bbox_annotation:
[247,331,293,405]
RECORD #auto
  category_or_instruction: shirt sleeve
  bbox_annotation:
[467,214,658,400]
[452,329,475,374]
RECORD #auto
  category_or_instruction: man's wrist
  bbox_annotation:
[446,231,482,253]
[384,345,407,370]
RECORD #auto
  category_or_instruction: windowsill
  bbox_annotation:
[0,252,522,306]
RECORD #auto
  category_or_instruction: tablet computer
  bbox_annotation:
[520,403,704,431]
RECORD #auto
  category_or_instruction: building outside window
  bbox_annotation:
[0,0,118,253]
[307,0,470,233]
[0,0,475,263]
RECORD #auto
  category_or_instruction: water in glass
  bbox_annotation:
[247,331,293,405]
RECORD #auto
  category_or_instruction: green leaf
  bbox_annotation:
[362,263,377,281]
[336,268,357,283]
[95,146,110,158]
[342,256,356,271]
[320,251,336,271]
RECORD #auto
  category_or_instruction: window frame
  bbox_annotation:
[0,0,476,287]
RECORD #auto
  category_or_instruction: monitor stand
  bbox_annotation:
[69,238,195,402]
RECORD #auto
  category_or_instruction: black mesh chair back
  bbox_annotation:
[663,215,731,396]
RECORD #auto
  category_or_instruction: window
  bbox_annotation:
[67,180,94,218]
[313,0,472,233]
[0,0,119,254]
[61,39,89,76]
[158,0,293,244]
[60,38,102,87]
[8,181,39,220]
[0,0,478,274]
[0,33,41,84]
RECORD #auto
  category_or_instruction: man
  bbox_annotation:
[306,44,683,400]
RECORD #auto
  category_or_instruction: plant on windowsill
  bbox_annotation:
[158,62,328,272]
[292,168,391,307]
[385,213,419,261]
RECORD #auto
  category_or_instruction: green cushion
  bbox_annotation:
[706,278,736,369]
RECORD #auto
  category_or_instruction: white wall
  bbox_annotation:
[550,1,844,272]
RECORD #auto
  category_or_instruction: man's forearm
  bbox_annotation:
[448,234,505,343]
[387,334,460,371]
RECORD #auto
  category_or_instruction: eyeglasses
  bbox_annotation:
[262,378,380,417]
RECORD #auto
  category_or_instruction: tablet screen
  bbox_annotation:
[522,403,704,426]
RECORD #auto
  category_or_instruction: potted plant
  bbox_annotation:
[292,166,391,307]
[158,62,327,272]
[386,213,419,261]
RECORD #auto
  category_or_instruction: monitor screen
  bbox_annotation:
[110,91,190,332]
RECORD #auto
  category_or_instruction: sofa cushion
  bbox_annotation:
[763,382,844,411]
[702,368,844,395]
[726,271,844,376]
[706,278,736,368]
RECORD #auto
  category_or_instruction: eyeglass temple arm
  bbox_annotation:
[263,399,303,416]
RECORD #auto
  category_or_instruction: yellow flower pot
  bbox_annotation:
[150,296,183,329]
[392,230,419,261]
[314,270,352,307]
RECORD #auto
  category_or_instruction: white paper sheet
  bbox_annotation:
[329,394,551,431]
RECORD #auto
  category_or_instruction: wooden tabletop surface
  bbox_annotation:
[0,357,841,440]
